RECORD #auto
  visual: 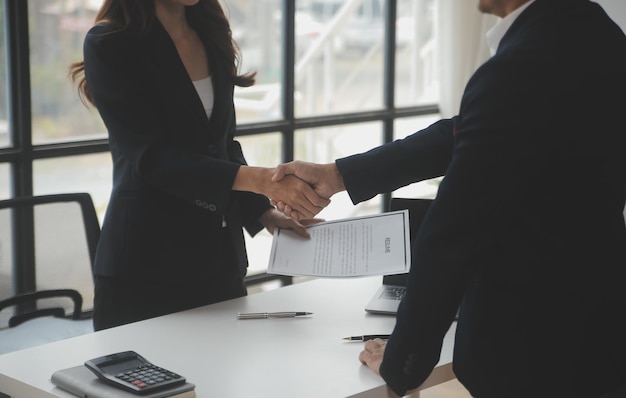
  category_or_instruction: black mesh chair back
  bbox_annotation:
[0,193,100,329]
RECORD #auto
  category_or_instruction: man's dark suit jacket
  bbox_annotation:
[337,1,626,396]
[83,18,271,284]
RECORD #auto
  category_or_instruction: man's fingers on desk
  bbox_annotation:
[364,338,387,351]
[360,338,386,372]
[358,349,384,375]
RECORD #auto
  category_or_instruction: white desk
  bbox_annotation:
[0,277,456,398]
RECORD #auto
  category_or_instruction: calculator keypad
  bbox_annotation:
[115,364,182,390]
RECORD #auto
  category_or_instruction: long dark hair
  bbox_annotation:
[69,0,255,107]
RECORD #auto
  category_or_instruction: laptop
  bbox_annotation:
[365,198,432,315]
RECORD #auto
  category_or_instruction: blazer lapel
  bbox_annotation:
[141,20,213,134]
[193,25,235,144]
[139,18,235,158]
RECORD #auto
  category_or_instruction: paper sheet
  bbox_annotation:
[267,210,411,277]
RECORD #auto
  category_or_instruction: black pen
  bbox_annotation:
[343,334,391,341]
[236,311,313,320]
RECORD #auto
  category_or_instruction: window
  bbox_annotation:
[1,0,440,288]
[0,164,8,200]
[33,154,112,220]
[395,0,438,106]
[29,1,106,144]
[228,0,284,123]
[0,1,8,149]
[295,0,386,116]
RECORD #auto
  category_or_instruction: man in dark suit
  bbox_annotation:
[272,0,626,396]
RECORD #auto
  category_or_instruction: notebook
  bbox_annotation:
[365,198,432,315]
[51,365,196,398]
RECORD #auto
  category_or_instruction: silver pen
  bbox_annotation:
[236,311,313,320]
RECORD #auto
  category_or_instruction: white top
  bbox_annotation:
[192,76,214,119]
[486,0,536,56]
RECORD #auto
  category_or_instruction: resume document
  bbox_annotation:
[268,210,411,277]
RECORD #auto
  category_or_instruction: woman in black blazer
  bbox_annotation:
[70,0,327,330]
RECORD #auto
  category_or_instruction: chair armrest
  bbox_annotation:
[0,289,83,327]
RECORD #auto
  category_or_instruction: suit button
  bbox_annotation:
[208,204,217,211]
[194,199,208,209]
[208,145,218,155]
[403,353,419,376]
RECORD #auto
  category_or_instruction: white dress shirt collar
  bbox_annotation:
[486,0,536,56]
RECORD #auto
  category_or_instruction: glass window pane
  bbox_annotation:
[0,1,8,149]
[245,229,274,277]
[225,0,284,123]
[29,0,107,145]
[0,207,14,303]
[295,122,383,220]
[237,132,282,168]
[393,113,440,140]
[33,153,112,222]
[238,133,282,276]
[295,0,385,117]
[0,164,9,200]
[393,115,441,199]
[0,165,10,306]
[395,0,439,107]
[0,164,11,306]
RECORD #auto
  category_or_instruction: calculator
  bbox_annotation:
[84,351,186,394]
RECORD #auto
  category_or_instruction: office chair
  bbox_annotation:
[0,193,101,354]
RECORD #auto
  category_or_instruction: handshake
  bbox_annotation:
[234,161,345,221]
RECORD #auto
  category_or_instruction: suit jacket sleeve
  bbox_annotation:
[336,118,456,204]
[228,131,272,236]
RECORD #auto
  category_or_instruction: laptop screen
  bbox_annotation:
[382,198,433,286]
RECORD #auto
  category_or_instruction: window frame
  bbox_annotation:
[0,0,440,291]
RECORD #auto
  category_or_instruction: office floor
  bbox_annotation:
[421,379,472,397]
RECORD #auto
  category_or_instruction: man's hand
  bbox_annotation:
[263,174,330,219]
[233,166,330,220]
[259,208,324,238]
[358,338,386,376]
[271,161,345,217]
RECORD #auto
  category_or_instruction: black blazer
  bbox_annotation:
[337,1,626,396]
[84,19,271,281]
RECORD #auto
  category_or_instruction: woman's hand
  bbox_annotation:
[233,166,330,220]
[270,161,343,219]
[259,208,324,238]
